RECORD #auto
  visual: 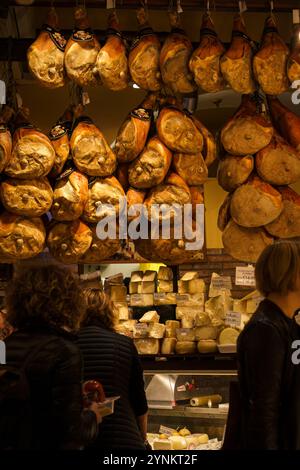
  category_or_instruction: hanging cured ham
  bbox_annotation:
[265,187,300,238]
[220,13,255,94]
[51,170,88,221]
[0,177,53,217]
[115,93,156,163]
[217,154,254,192]
[189,12,225,93]
[0,106,13,173]
[128,6,161,91]
[64,7,100,87]
[70,105,116,176]
[80,225,121,263]
[268,96,300,151]
[27,8,66,88]
[0,212,46,260]
[128,136,172,189]
[222,220,273,263]
[256,133,300,186]
[82,176,125,223]
[48,107,72,178]
[288,23,300,83]
[157,106,203,154]
[173,153,208,186]
[230,176,283,228]
[126,187,146,220]
[47,219,92,264]
[220,95,273,156]
[253,15,289,95]
[5,107,55,179]
[217,194,232,231]
[192,116,217,168]
[160,10,196,94]
[96,9,129,91]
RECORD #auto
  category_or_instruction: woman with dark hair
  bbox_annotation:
[78,288,148,450]
[237,241,300,449]
[2,265,100,450]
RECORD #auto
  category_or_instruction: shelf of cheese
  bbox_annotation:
[148,406,228,420]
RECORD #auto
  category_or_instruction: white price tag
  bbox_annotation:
[159,425,176,436]
[211,276,232,290]
[82,91,90,106]
[239,1,247,13]
[154,293,165,301]
[106,0,116,9]
[235,265,255,287]
[177,0,183,13]
[225,311,241,328]
[131,294,142,302]
[293,9,300,24]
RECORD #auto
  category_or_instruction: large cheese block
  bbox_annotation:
[176,328,195,341]
[143,270,157,281]
[181,315,195,329]
[129,281,139,294]
[205,294,233,321]
[197,339,218,353]
[265,187,300,239]
[230,177,283,228]
[188,279,206,294]
[195,312,211,327]
[157,280,173,293]
[175,341,196,354]
[158,266,173,281]
[194,326,218,341]
[218,327,239,345]
[165,320,180,338]
[149,323,166,339]
[115,319,137,337]
[161,337,177,354]
[110,285,127,302]
[154,292,177,305]
[131,270,144,282]
[113,302,130,320]
[133,323,150,338]
[139,281,155,294]
[130,294,154,307]
[134,338,160,355]
[139,310,160,323]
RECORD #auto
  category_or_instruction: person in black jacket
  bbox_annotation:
[237,240,300,450]
[3,265,100,450]
[78,288,148,450]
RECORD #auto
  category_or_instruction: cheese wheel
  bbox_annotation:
[194,326,218,341]
[165,320,180,338]
[197,339,218,353]
[218,327,239,345]
[161,338,177,354]
[168,436,187,450]
[175,341,197,354]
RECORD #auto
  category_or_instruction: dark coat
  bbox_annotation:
[5,325,84,450]
[77,323,148,450]
[237,299,300,450]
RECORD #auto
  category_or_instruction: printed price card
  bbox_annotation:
[235,265,255,287]
[225,311,242,329]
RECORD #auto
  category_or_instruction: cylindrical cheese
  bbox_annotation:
[175,341,197,354]
[197,339,218,354]
[161,338,177,354]
[194,326,219,341]
[134,338,160,355]
[168,436,187,450]
[190,394,222,407]
[149,323,166,339]
[176,328,195,341]
[218,327,239,345]
[165,320,180,338]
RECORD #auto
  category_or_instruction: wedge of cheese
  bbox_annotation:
[149,323,166,339]
[139,310,160,323]
[218,327,239,345]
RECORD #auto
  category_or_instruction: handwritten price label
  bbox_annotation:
[235,266,255,287]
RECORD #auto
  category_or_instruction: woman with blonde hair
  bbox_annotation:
[237,240,300,449]
[78,288,148,450]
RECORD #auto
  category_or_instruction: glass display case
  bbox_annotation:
[142,355,237,449]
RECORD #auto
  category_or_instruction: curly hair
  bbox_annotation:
[6,265,84,331]
[81,288,117,331]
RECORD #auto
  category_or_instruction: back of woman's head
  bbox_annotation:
[6,265,84,330]
[255,241,300,297]
[81,288,116,331]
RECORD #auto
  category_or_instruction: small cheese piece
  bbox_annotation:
[188,279,206,294]
[175,341,197,354]
[168,436,187,450]
[165,320,180,338]
[176,328,195,341]
[110,285,127,302]
[149,322,166,339]
[157,280,173,293]
[197,339,218,353]
[139,310,160,323]
[185,434,209,449]
[194,326,219,341]
[181,314,195,329]
[139,281,155,294]
[218,327,239,345]
[161,338,177,354]
[195,312,211,326]
[153,439,173,450]
[134,338,160,355]
[131,271,143,282]
[158,266,173,280]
